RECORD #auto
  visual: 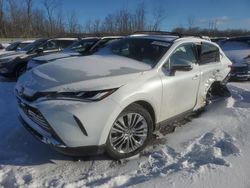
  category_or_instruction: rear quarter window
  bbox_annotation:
[200,43,220,65]
[60,40,76,49]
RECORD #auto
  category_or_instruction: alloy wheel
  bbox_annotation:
[109,113,148,154]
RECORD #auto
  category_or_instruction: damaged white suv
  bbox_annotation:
[16,32,231,159]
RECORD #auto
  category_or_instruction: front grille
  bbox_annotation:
[26,109,50,130]
[17,98,50,131]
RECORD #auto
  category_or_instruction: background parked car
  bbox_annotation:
[27,37,100,70]
[219,36,250,80]
[27,36,122,70]
[0,38,77,78]
[0,43,4,50]
[0,40,34,56]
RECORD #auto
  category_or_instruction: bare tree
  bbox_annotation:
[132,3,146,31]
[43,0,59,36]
[25,0,33,36]
[67,11,78,34]
[148,6,167,31]
[0,0,5,36]
[187,16,195,29]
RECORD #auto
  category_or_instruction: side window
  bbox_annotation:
[71,40,97,52]
[200,43,220,65]
[42,40,59,50]
[164,43,197,70]
[60,40,75,49]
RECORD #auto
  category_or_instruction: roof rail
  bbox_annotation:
[132,31,205,39]
[132,31,182,37]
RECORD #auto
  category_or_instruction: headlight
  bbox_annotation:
[0,57,15,64]
[38,88,118,102]
[245,58,250,65]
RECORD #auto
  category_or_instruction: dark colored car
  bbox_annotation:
[219,36,250,81]
[0,38,77,78]
[27,36,122,70]
[6,40,34,51]
[0,43,4,50]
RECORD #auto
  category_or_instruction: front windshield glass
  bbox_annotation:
[100,38,171,66]
[22,39,47,52]
[6,42,19,51]
[64,39,98,53]
[18,42,31,50]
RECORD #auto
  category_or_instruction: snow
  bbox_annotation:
[0,76,250,188]
[33,68,59,83]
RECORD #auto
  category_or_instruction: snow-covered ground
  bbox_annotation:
[0,76,249,188]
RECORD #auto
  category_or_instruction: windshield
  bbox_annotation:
[99,38,171,66]
[90,38,120,53]
[22,39,47,52]
[5,42,20,51]
[18,42,32,50]
[64,38,99,53]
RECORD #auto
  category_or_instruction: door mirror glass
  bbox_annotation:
[35,47,43,54]
[172,61,193,71]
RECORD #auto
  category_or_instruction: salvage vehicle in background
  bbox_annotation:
[16,31,231,159]
[27,36,122,70]
[0,43,5,50]
[219,36,250,80]
[0,38,77,78]
[0,40,34,56]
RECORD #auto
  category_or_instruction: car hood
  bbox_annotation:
[18,54,151,95]
[34,51,80,62]
[224,49,250,65]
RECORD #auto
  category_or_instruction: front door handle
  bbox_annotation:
[192,74,199,80]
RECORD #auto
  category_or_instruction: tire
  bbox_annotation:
[106,103,153,159]
[15,65,26,78]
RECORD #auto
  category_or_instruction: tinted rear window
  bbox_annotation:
[60,40,76,49]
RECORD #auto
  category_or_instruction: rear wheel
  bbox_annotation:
[106,104,153,159]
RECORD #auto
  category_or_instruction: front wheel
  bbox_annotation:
[106,104,153,159]
[15,65,26,78]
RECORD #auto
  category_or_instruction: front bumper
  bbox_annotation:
[19,116,105,156]
[230,66,250,80]
[16,94,122,150]
[0,63,13,76]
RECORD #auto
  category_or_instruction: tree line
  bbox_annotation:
[0,0,249,38]
[0,0,166,38]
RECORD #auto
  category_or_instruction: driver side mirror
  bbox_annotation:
[35,47,44,54]
[169,59,193,76]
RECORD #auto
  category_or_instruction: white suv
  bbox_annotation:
[15,32,231,159]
